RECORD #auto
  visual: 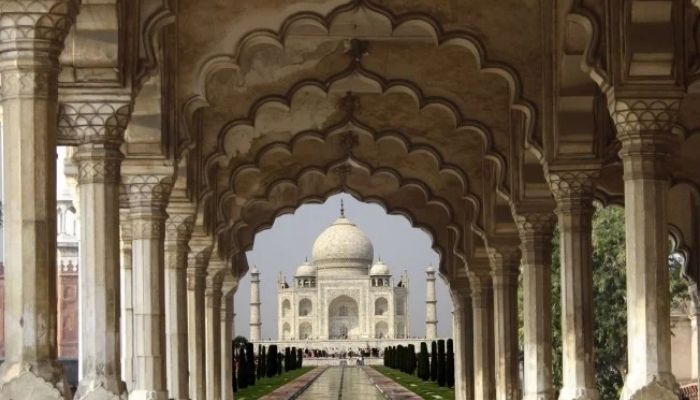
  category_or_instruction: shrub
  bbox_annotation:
[437,339,446,387]
[430,341,438,381]
[446,339,454,388]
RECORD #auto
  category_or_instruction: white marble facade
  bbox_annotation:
[274,207,409,343]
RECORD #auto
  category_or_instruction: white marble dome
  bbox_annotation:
[295,260,316,276]
[370,260,391,275]
[312,216,374,267]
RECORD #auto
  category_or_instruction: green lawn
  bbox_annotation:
[234,367,314,400]
[372,366,455,400]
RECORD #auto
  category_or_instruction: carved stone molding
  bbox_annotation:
[75,145,123,185]
[512,210,557,240]
[466,271,492,308]
[131,217,165,240]
[126,175,173,211]
[119,213,133,244]
[186,268,207,291]
[0,70,53,98]
[165,214,195,244]
[0,0,79,46]
[58,100,133,145]
[610,98,681,136]
[546,168,599,215]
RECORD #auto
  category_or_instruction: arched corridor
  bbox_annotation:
[0,1,700,400]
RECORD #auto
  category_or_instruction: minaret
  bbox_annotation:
[249,266,261,341]
[426,266,438,339]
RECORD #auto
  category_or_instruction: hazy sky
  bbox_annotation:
[233,193,453,340]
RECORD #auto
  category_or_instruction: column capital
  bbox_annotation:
[511,206,557,240]
[186,267,207,291]
[126,174,173,213]
[120,212,133,244]
[58,97,133,146]
[165,214,195,246]
[74,143,123,185]
[545,166,599,216]
[0,0,79,62]
[610,97,681,137]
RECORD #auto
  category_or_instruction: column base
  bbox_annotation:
[558,387,599,400]
[620,375,679,400]
[128,389,169,400]
[0,361,71,399]
[75,376,128,400]
[524,389,555,400]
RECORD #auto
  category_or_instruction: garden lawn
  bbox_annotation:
[234,367,314,400]
[373,366,455,400]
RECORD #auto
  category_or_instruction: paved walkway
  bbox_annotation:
[259,366,328,400]
[297,365,384,399]
[362,366,422,400]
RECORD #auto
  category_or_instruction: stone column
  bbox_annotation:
[249,267,262,342]
[164,214,194,400]
[120,212,134,391]
[65,97,132,400]
[547,168,599,400]
[221,280,237,400]
[489,249,521,400]
[691,284,700,395]
[127,175,172,400]
[0,2,77,397]
[469,270,495,400]
[513,208,556,400]
[612,98,680,400]
[426,266,438,340]
[451,283,474,400]
[187,243,211,400]
[205,264,226,400]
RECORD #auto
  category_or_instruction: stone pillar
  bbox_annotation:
[66,98,131,400]
[249,267,262,342]
[489,249,521,400]
[469,271,495,400]
[221,280,237,400]
[127,175,172,400]
[452,283,474,400]
[120,213,134,392]
[0,2,78,397]
[691,284,700,395]
[426,266,438,340]
[164,214,194,400]
[187,244,211,400]
[612,98,680,399]
[205,264,226,400]
[513,208,556,400]
[547,168,599,400]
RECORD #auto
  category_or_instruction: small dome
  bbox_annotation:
[311,216,374,266]
[370,260,391,276]
[295,261,316,276]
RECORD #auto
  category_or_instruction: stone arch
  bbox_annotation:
[375,321,388,339]
[281,299,291,318]
[374,297,388,316]
[299,322,312,340]
[299,298,313,316]
[282,322,291,340]
[395,321,406,339]
[328,295,359,339]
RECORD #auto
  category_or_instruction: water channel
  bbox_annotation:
[297,366,384,400]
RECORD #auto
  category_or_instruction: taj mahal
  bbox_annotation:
[248,202,442,352]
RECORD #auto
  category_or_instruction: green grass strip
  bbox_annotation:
[372,366,455,400]
[234,367,315,400]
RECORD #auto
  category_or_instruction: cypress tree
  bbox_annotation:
[261,346,267,380]
[257,344,263,379]
[291,346,297,370]
[446,339,455,388]
[266,345,277,378]
[408,344,416,375]
[430,341,438,381]
[232,353,238,392]
[237,347,248,389]
[297,348,303,368]
[246,342,256,386]
[277,353,283,375]
[419,342,429,380]
[284,347,291,371]
[437,339,446,387]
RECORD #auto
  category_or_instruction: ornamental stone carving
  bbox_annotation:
[187,268,207,291]
[126,175,173,211]
[165,215,195,244]
[0,70,52,98]
[546,169,598,200]
[131,217,165,240]
[0,0,79,44]
[512,209,557,243]
[58,101,133,145]
[75,145,123,185]
[610,98,680,136]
